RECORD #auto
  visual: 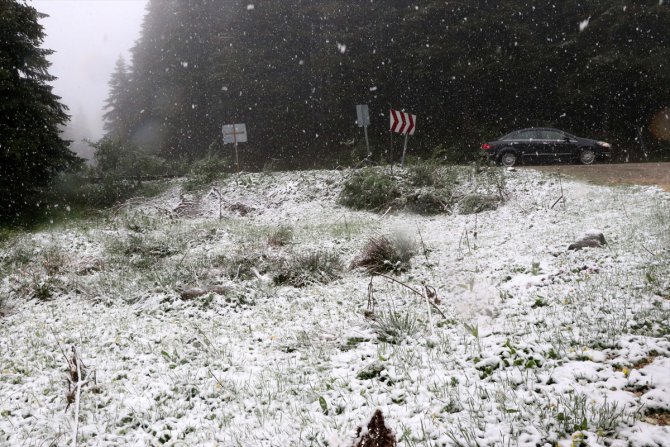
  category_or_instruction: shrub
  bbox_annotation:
[338,168,400,211]
[183,155,230,191]
[407,161,440,187]
[458,194,501,215]
[405,190,451,215]
[352,234,415,274]
[274,250,343,287]
[91,137,172,178]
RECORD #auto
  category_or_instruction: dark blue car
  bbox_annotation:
[481,128,612,167]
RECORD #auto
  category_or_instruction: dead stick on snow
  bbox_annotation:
[416,223,429,262]
[551,173,565,210]
[71,347,92,447]
[373,273,447,320]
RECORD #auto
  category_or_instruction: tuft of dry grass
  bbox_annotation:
[352,234,415,274]
[267,226,293,247]
[273,250,343,287]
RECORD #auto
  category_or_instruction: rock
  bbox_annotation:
[180,288,207,300]
[352,409,396,447]
[568,230,607,251]
[180,285,230,300]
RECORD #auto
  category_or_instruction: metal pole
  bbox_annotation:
[400,133,409,167]
[233,124,239,173]
[388,108,393,164]
[363,125,371,158]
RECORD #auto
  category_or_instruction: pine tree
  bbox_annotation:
[102,56,133,140]
[0,0,80,223]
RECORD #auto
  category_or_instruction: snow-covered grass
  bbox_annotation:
[1,166,669,446]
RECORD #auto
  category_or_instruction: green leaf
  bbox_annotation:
[319,396,328,415]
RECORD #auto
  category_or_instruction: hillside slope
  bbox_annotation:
[1,167,669,446]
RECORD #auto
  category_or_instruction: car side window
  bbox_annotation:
[518,130,539,140]
[543,131,565,140]
[502,132,519,140]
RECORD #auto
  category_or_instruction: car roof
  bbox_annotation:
[499,127,575,140]
[509,127,566,133]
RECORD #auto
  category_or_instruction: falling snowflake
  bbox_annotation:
[247,4,254,10]
[579,17,590,32]
[336,43,347,54]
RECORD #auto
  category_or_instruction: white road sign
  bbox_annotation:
[222,124,248,144]
[356,104,370,127]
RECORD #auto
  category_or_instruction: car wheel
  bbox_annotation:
[500,151,518,167]
[579,148,595,165]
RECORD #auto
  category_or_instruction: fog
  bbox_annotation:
[30,0,148,159]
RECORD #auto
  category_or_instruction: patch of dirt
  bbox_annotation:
[645,410,670,426]
[526,162,670,192]
[633,355,658,370]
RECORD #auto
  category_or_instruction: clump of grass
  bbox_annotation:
[15,273,67,301]
[338,168,400,211]
[404,190,451,215]
[356,362,385,380]
[1,237,35,272]
[548,393,632,439]
[373,309,422,344]
[274,250,343,287]
[352,233,415,274]
[458,194,501,215]
[211,251,275,281]
[40,245,69,276]
[122,212,159,233]
[267,226,294,247]
[105,234,178,269]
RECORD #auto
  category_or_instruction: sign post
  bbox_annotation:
[389,109,416,167]
[356,104,371,157]
[222,123,248,172]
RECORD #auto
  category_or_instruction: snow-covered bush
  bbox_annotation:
[183,155,230,191]
[458,193,501,215]
[338,168,400,211]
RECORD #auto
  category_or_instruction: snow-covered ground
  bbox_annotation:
[1,167,669,446]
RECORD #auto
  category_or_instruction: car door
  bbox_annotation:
[515,129,543,161]
[534,130,557,160]
[543,130,573,162]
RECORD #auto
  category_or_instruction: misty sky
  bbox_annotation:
[30,0,148,148]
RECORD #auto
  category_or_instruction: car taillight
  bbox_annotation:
[481,143,492,150]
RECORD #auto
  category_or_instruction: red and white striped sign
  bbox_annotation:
[389,109,416,135]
